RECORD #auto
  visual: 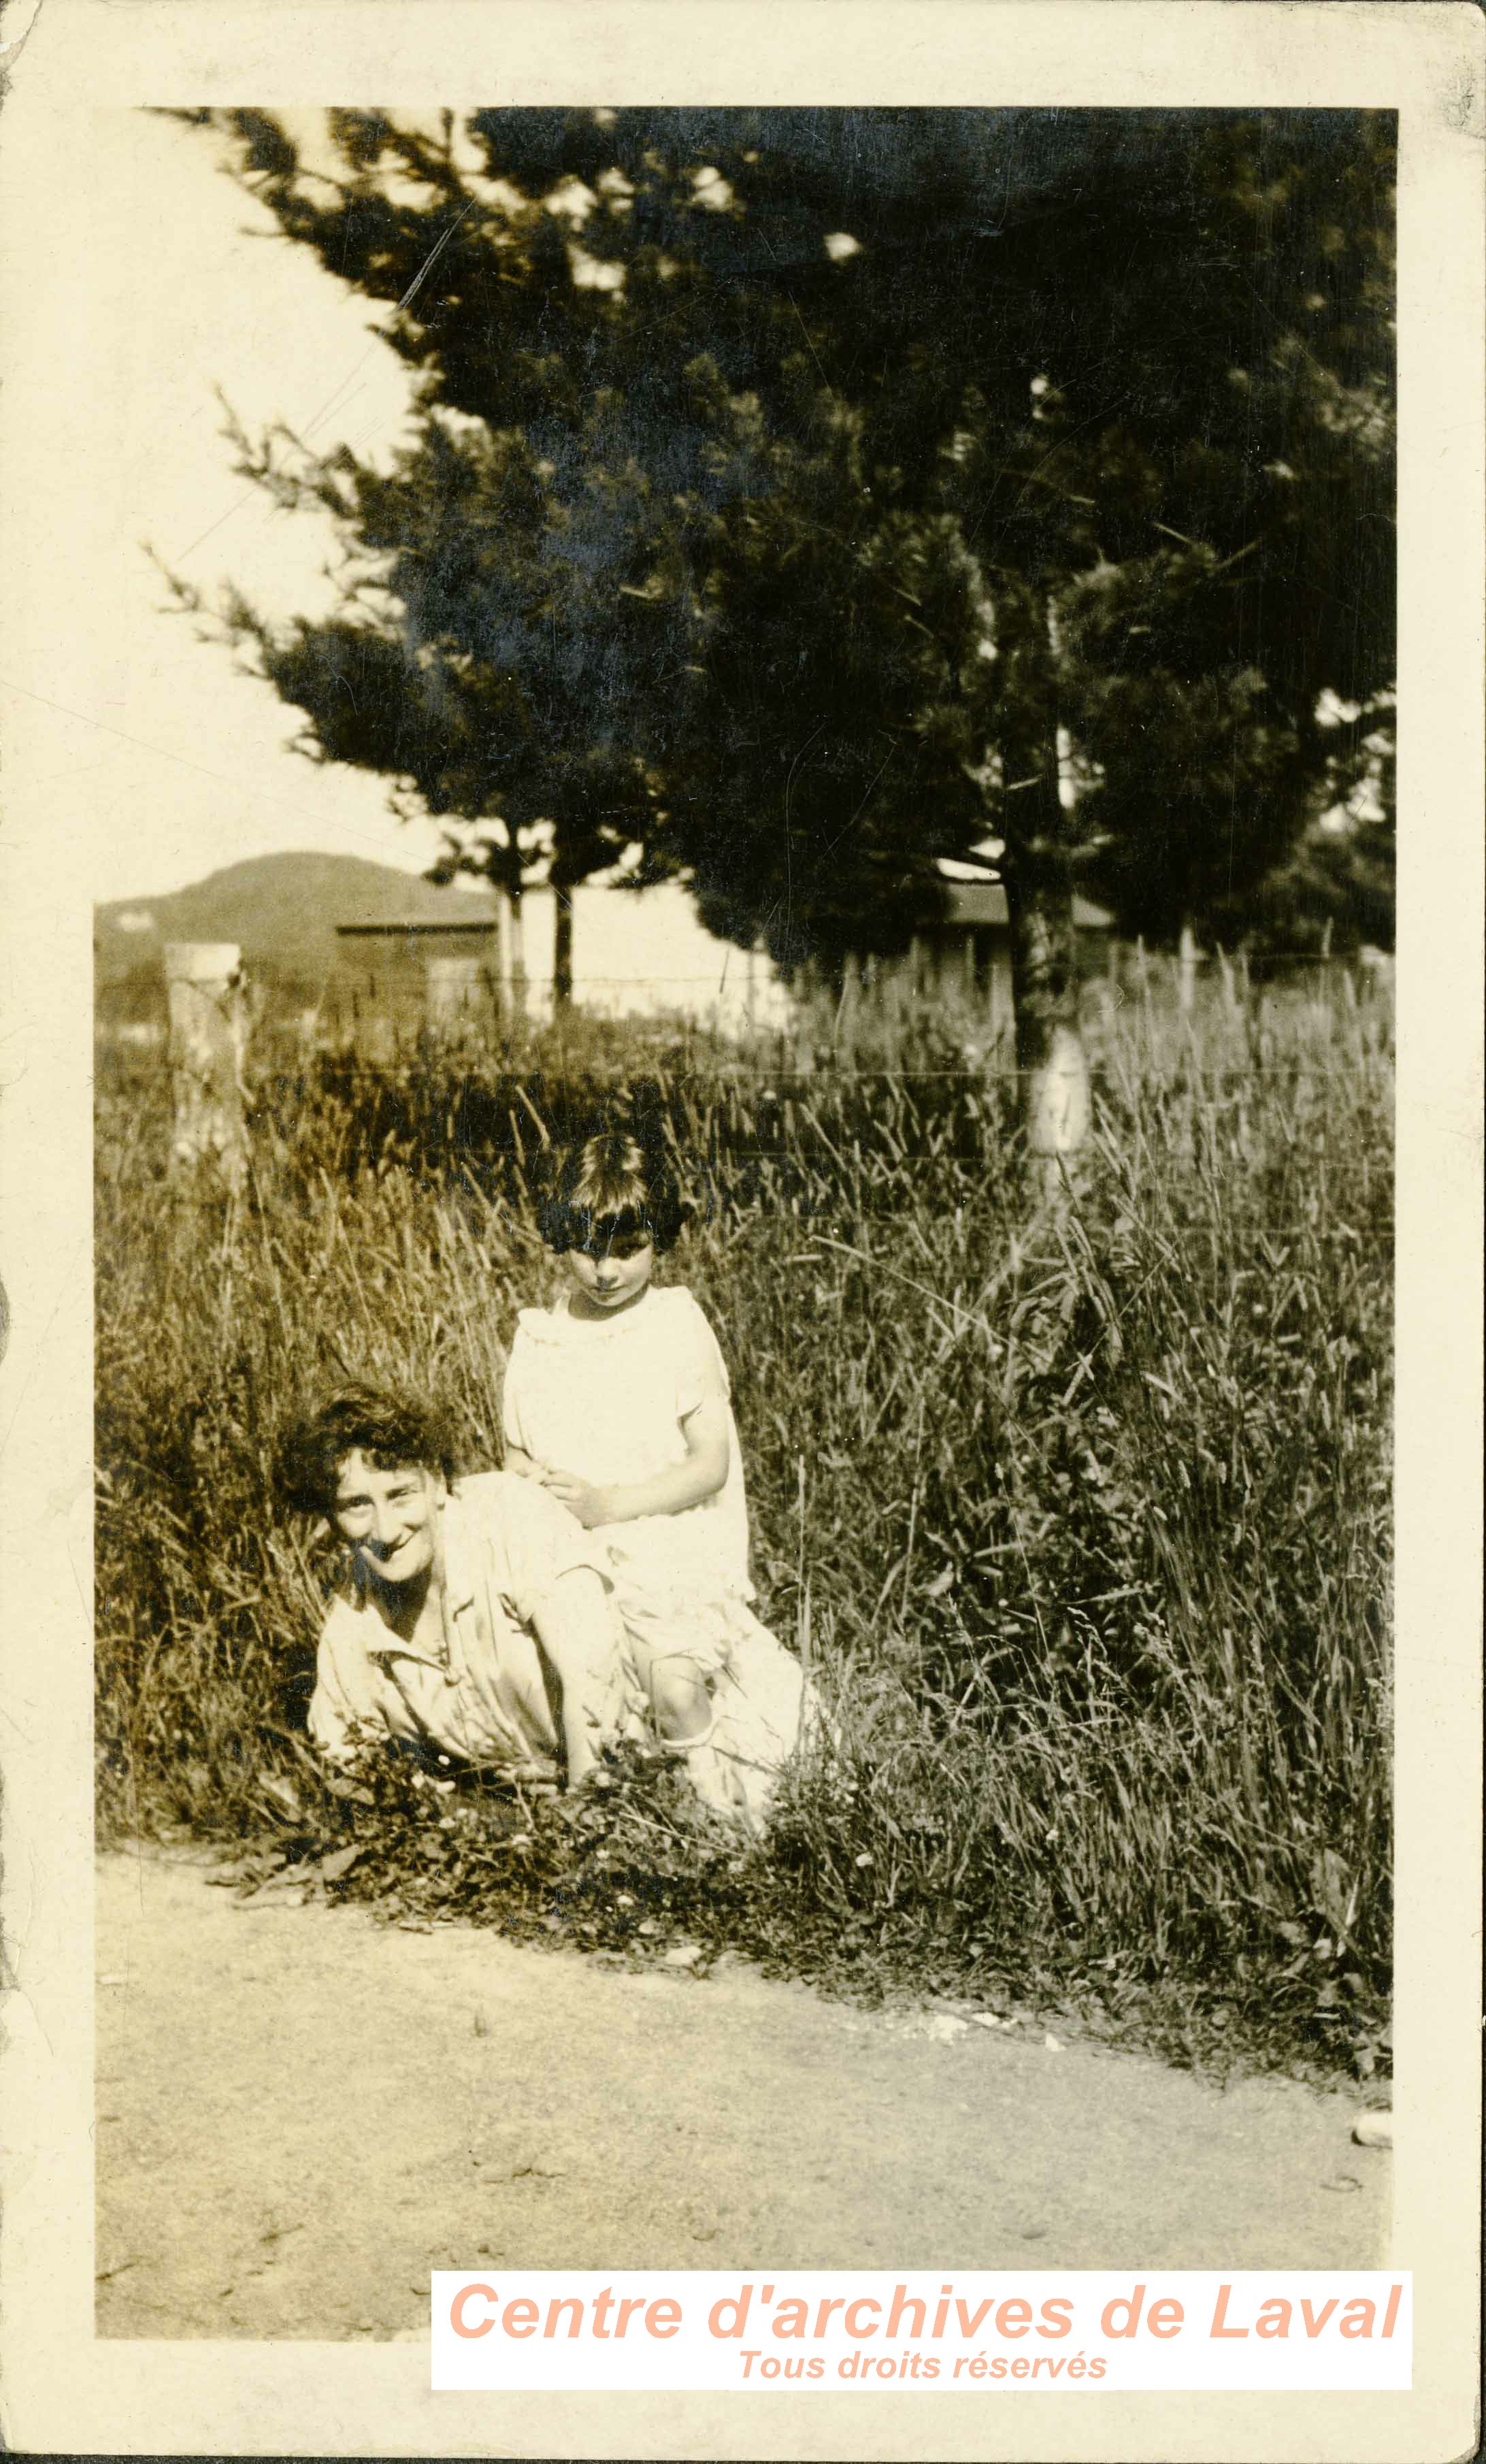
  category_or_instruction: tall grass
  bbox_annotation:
[95,981,1393,2076]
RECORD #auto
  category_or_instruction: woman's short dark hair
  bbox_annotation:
[537,1124,687,1256]
[275,1385,461,1518]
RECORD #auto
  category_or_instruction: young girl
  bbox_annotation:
[501,1127,813,1824]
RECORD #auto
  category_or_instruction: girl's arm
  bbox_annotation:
[501,1330,544,1485]
[537,1365,730,1530]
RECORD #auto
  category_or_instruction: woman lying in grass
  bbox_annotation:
[278,1385,641,1788]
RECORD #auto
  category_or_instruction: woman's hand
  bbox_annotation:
[529,1565,616,1787]
[537,1466,613,1529]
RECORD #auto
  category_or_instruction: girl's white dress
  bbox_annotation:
[501,1284,815,1823]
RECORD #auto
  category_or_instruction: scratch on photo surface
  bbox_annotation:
[0,0,46,85]
[3,1853,59,2060]
[0,672,363,838]
[174,195,480,566]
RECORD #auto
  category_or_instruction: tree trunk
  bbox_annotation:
[1003,866,1090,1168]
[1000,727,1089,1169]
[994,590,1091,1174]
[552,889,574,1013]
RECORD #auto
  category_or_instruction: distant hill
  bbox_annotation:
[95,852,499,994]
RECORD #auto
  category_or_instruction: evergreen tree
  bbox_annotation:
[1222,690,1396,959]
[164,397,689,1007]
[791,109,1395,1070]
[174,108,1393,1102]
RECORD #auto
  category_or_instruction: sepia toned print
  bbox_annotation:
[1,8,1480,2461]
[97,91,1396,2315]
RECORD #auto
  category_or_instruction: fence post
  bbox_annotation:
[163,942,248,1187]
[426,953,492,1036]
[836,950,863,1062]
[1177,921,1200,1015]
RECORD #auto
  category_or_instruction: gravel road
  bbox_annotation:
[95,1848,1389,2341]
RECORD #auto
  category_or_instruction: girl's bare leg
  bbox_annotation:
[634,1647,740,1817]
[647,1656,712,1744]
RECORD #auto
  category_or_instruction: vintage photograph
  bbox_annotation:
[82,101,1405,2346]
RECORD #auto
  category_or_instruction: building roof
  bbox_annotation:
[335,918,499,938]
[942,881,1114,932]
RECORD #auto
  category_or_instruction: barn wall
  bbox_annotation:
[516,883,792,1032]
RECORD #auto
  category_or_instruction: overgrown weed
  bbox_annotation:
[96,980,1393,2084]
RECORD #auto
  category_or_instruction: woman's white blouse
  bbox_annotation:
[307,1472,629,1773]
[501,1285,755,1599]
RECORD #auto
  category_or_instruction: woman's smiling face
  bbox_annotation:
[331,1451,442,1584]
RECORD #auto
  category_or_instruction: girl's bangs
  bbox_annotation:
[559,1198,649,1250]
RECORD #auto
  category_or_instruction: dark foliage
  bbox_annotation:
[170,108,1394,1023]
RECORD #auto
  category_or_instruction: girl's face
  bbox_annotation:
[564,1223,656,1318]
[331,1451,443,1586]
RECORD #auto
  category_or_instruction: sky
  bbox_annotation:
[38,110,866,910]
[1,106,1385,910]
[10,110,452,905]
[4,108,1010,914]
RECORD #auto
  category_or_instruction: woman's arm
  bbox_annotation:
[537,1371,730,1530]
[503,1443,541,1480]
[307,1614,379,1766]
[529,1564,618,1786]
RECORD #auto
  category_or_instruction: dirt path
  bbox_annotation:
[96,1848,1389,2342]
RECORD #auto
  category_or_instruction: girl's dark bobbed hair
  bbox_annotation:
[275,1384,460,1519]
[536,1118,688,1257]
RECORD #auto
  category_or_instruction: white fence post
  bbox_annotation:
[426,953,493,1035]
[163,942,248,1187]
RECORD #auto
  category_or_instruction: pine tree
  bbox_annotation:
[173,108,1393,1102]
[161,391,688,1007]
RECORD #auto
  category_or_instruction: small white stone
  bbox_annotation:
[885,2011,970,2043]
[1352,2111,1393,2149]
